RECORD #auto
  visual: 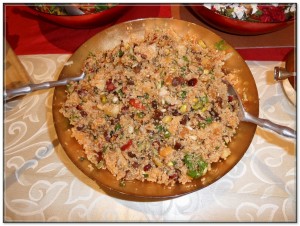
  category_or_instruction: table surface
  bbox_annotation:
[3,4,297,223]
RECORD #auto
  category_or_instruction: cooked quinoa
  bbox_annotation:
[60,27,240,186]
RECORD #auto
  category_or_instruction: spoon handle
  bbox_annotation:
[244,112,296,139]
[274,66,296,81]
[4,73,84,101]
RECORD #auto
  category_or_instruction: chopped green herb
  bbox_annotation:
[117,89,124,98]
[206,117,213,124]
[198,122,206,129]
[156,125,171,138]
[215,40,227,51]
[118,49,124,57]
[182,55,189,62]
[144,93,149,99]
[179,90,187,99]
[114,123,121,131]
[137,112,145,118]
[119,180,126,187]
[156,124,164,132]
[164,129,171,138]
[183,153,208,178]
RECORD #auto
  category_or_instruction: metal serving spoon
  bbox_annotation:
[63,6,85,15]
[225,81,296,139]
[4,72,85,101]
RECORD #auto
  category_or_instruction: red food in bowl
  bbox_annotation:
[28,5,131,29]
[190,5,295,35]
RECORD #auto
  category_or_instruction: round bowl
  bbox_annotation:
[52,18,259,201]
[28,4,131,29]
[190,5,295,35]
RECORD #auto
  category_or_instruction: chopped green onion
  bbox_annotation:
[118,50,124,57]
[215,40,227,51]
[114,123,121,131]
[183,153,208,178]
[182,55,189,62]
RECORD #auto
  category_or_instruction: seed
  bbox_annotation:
[100,94,108,104]
[162,115,173,123]
[179,104,187,113]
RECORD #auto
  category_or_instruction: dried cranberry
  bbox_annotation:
[77,89,88,96]
[169,169,181,180]
[76,125,84,131]
[216,96,223,108]
[153,109,163,120]
[172,76,185,86]
[80,110,87,117]
[76,105,83,110]
[174,142,182,150]
[152,141,161,150]
[132,162,139,168]
[106,79,116,92]
[140,54,147,59]
[180,115,189,125]
[96,152,103,162]
[209,109,220,120]
[121,105,130,113]
[187,78,198,86]
[143,164,152,171]
[103,131,111,142]
[127,152,136,158]
[169,173,179,180]
[172,109,181,116]
[194,114,203,120]
[151,100,158,109]
[133,65,141,74]
[228,95,234,102]
[127,79,135,85]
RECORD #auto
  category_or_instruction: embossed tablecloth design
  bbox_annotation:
[4,55,296,222]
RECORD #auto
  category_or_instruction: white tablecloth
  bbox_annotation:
[4,54,296,222]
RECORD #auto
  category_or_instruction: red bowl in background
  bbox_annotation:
[190,5,295,35]
[28,5,131,29]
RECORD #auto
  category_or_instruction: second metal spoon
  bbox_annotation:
[4,72,85,101]
[225,81,296,139]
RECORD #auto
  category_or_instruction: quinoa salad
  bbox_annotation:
[60,27,240,186]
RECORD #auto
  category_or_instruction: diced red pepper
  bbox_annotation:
[106,79,116,92]
[120,139,133,151]
[129,98,145,110]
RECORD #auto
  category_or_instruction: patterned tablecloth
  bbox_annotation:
[4,54,296,222]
